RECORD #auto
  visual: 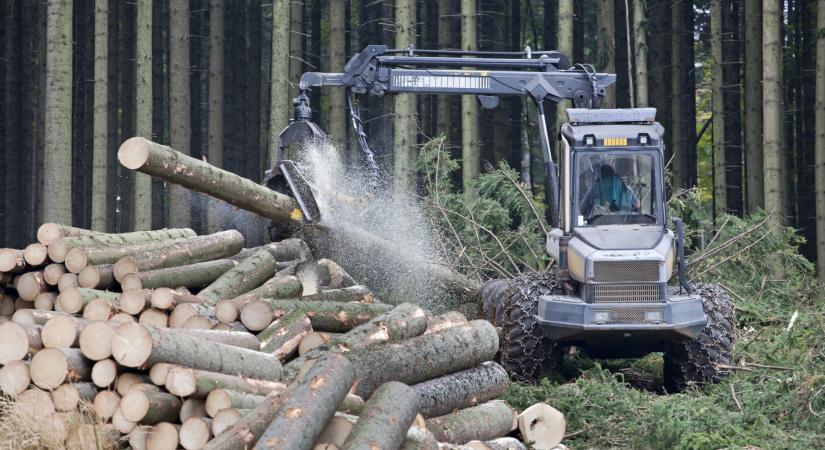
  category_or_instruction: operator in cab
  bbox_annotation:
[580,164,640,218]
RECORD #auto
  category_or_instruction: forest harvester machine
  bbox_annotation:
[269,45,735,391]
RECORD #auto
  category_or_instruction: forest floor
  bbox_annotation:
[502,215,825,449]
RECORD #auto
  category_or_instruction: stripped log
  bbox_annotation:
[412,362,510,418]
[121,259,236,291]
[215,275,303,323]
[0,360,31,396]
[41,314,81,348]
[118,137,299,223]
[43,263,68,285]
[340,381,419,450]
[180,398,207,422]
[344,320,499,398]
[198,249,280,304]
[29,347,93,389]
[121,388,183,424]
[165,366,285,397]
[425,400,518,444]
[79,320,116,361]
[57,287,121,314]
[53,382,96,411]
[112,322,283,380]
[17,271,47,301]
[78,264,115,289]
[258,310,312,360]
[113,230,245,282]
[49,228,197,263]
[180,416,213,449]
[267,299,392,332]
[64,237,193,273]
[37,223,99,245]
[0,321,41,363]
[253,354,355,450]
[23,243,50,266]
[0,248,27,273]
[201,388,293,450]
[303,285,373,303]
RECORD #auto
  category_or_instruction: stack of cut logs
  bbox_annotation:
[0,223,566,450]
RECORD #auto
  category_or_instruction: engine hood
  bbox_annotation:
[573,225,666,250]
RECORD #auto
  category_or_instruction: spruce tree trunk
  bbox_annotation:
[597,0,616,108]
[288,0,304,100]
[92,0,109,231]
[633,0,649,107]
[425,400,518,444]
[165,365,285,397]
[43,0,73,225]
[49,227,196,263]
[269,0,290,167]
[328,0,347,148]
[169,0,191,228]
[412,361,509,418]
[745,0,764,213]
[816,0,825,280]
[763,0,783,221]
[394,0,417,191]
[207,0,225,232]
[215,275,303,323]
[437,0,453,140]
[711,0,727,217]
[258,309,312,360]
[201,388,292,450]
[120,259,236,290]
[461,0,480,192]
[134,0,153,230]
[267,300,392,332]
[671,1,686,189]
[64,236,194,273]
[197,249,279,304]
[556,0,574,136]
[340,382,419,450]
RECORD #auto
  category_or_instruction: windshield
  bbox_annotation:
[575,151,660,226]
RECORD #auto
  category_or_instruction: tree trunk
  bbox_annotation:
[121,388,182,424]
[425,311,468,334]
[134,0,153,229]
[49,227,197,263]
[169,0,191,228]
[711,0,727,218]
[29,347,92,390]
[112,230,245,281]
[258,309,312,360]
[633,0,649,107]
[555,0,574,138]
[437,0,454,139]
[198,249,279,304]
[412,361,509,418]
[426,400,518,444]
[78,264,115,289]
[341,382,419,450]
[394,0,418,191]
[180,416,213,449]
[722,0,743,217]
[112,322,283,380]
[120,259,236,290]
[269,0,290,168]
[597,0,616,108]
[0,321,42,364]
[345,320,498,398]
[119,138,299,223]
[816,0,825,280]
[328,0,347,148]
[41,314,80,348]
[745,0,764,213]
[205,389,268,417]
[763,0,783,221]
[264,299,393,332]
[461,0,479,192]
[17,271,47,301]
[37,223,98,245]
[43,0,73,225]
[253,354,355,450]
[57,287,122,314]
[288,0,304,100]
[302,285,373,303]
[23,243,49,266]
[207,0,225,232]
[65,236,194,273]
[0,249,27,273]
[201,390,292,449]
[43,263,67,285]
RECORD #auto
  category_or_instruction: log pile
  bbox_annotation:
[1,208,566,446]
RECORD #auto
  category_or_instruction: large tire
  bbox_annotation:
[663,284,735,392]
[479,271,563,382]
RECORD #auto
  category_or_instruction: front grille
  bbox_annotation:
[593,284,661,303]
[592,260,661,282]
[591,305,667,324]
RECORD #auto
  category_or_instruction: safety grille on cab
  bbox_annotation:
[591,305,667,324]
[593,283,661,303]
[592,260,661,282]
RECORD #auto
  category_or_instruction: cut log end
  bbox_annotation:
[112,322,153,368]
[41,315,79,348]
[83,298,114,321]
[121,289,148,315]
[240,299,274,331]
[165,367,197,397]
[91,359,118,387]
[180,416,212,450]
[23,244,49,266]
[146,422,179,450]
[80,321,116,361]
[0,321,30,364]
[118,137,152,170]
[44,263,68,285]
[517,403,566,450]
[211,408,241,436]
[113,258,140,283]
[93,390,121,420]
[180,398,207,423]
[0,360,31,396]
[64,247,89,273]
[120,390,152,422]
[30,348,69,389]
[121,273,144,291]
[17,271,46,301]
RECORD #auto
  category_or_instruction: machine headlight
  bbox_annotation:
[592,311,611,324]
[644,311,663,322]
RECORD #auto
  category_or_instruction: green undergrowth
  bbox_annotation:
[504,211,825,449]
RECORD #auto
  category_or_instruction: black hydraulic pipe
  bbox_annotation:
[535,100,560,228]
[675,218,693,294]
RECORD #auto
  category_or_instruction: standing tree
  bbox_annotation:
[92,0,108,231]
[745,0,763,213]
[43,0,73,225]
[711,0,726,218]
[596,0,616,108]
[269,0,290,167]
[816,0,825,280]
[461,0,480,192]
[763,0,783,220]
[289,0,304,100]
[437,0,454,139]
[169,0,191,228]
[328,0,347,148]
[556,0,574,137]
[633,0,649,107]
[394,0,417,191]
[135,0,153,230]
[670,0,696,189]
[207,0,224,232]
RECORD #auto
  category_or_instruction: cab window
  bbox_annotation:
[575,152,659,226]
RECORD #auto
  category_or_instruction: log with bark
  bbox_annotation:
[29,347,93,389]
[120,259,237,291]
[150,287,204,310]
[121,388,183,424]
[164,365,285,397]
[16,271,47,301]
[201,390,294,450]
[197,249,280,304]
[263,299,392,333]
[313,415,354,449]
[118,137,300,223]
[214,275,303,323]
[48,228,197,263]
[425,311,468,334]
[52,381,97,411]
[0,248,28,273]
[37,223,100,245]
[257,310,312,360]
[400,426,440,450]
[425,400,518,444]
[78,264,115,289]
[64,236,194,273]
[412,362,509,418]
[180,416,213,449]
[302,285,374,303]
[111,323,283,380]
[253,354,355,450]
[23,243,50,266]
[163,327,260,350]
[57,287,122,314]
[112,230,245,282]
[340,381,419,450]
